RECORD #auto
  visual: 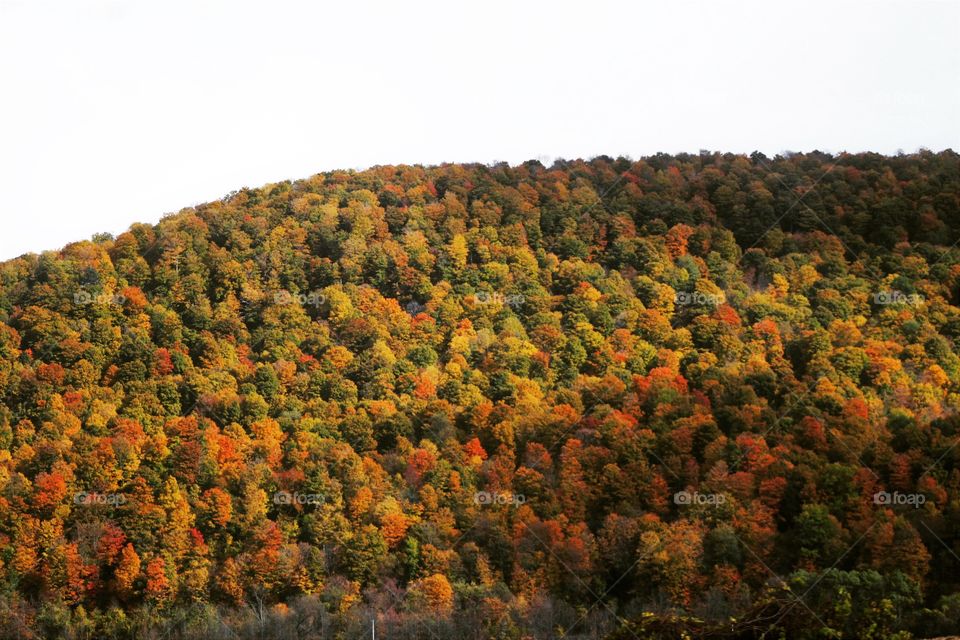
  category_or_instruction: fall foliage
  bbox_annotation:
[1,151,960,638]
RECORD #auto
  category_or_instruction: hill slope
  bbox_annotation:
[2,152,960,639]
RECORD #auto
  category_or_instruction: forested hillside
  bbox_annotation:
[2,151,960,639]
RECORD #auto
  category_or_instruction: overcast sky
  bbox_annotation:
[1,0,957,260]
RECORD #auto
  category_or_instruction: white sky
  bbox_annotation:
[1,0,958,260]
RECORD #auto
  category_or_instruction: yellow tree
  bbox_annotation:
[114,543,141,601]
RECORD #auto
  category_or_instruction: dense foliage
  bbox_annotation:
[1,151,960,639]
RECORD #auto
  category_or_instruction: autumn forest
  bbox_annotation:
[3,151,960,639]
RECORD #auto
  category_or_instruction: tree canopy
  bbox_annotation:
[1,151,960,639]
